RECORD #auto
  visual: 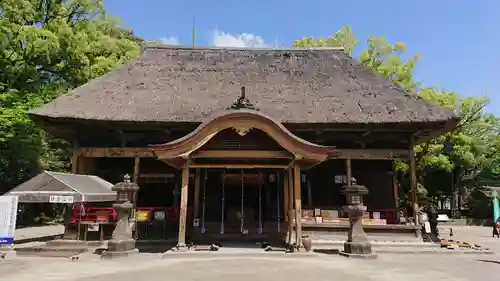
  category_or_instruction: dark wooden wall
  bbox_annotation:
[308,159,395,210]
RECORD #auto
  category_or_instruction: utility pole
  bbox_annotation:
[192,0,196,47]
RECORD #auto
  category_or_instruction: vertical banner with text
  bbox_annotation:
[0,196,18,245]
[493,190,500,223]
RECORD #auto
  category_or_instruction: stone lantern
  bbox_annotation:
[339,183,377,258]
[102,174,140,259]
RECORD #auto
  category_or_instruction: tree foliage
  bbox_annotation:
[294,25,500,217]
[293,25,357,56]
[0,0,142,193]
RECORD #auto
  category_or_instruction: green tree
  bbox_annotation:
[293,25,419,91]
[294,26,500,216]
[0,0,142,193]
[359,37,419,92]
[293,25,358,56]
[398,89,493,199]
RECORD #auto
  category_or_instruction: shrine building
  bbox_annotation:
[28,46,458,246]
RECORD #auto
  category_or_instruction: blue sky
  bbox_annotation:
[104,0,500,113]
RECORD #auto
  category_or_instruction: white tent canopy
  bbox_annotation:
[5,171,116,203]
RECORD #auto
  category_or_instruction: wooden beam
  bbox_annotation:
[192,150,292,159]
[331,149,408,160]
[178,159,190,248]
[78,147,154,158]
[77,147,408,161]
[189,164,289,169]
[293,163,303,247]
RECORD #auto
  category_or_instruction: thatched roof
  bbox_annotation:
[29,46,456,125]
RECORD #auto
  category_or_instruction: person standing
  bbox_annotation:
[427,205,439,237]
[493,217,500,238]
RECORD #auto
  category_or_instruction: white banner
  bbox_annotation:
[49,195,74,204]
[0,196,18,245]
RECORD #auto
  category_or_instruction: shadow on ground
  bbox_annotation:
[313,249,340,255]
[477,259,500,265]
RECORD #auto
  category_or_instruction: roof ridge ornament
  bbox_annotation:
[229,86,259,111]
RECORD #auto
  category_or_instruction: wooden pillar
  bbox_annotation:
[346,157,352,186]
[393,172,400,223]
[133,156,140,183]
[132,156,140,239]
[67,146,80,240]
[193,168,201,226]
[306,175,313,206]
[293,163,302,246]
[409,144,419,225]
[284,172,289,222]
[132,156,140,204]
[178,159,190,247]
[287,167,294,243]
[71,148,79,174]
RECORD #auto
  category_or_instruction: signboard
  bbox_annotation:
[136,211,150,222]
[493,190,500,223]
[49,195,74,204]
[193,218,199,227]
[154,211,165,221]
[88,223,99,232]
[96,215,109,223]
[0,196,18,245]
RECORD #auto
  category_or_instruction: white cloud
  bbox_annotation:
[159,36,180,45]
[211,30,268,48]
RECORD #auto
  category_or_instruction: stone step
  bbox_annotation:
[312,240,440,248]
[15,245,91,253]
[45,239,104,247]
[15,250,85,258]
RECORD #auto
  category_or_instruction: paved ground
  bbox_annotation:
[14,225,64,242]
[442,225,500,252]
[2,225,499,281]
[2,251,499,281]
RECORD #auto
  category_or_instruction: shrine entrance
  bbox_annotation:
[150,110,335,248]
[197,170,284,243]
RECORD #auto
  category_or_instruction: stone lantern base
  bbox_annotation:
[339,201,377,259]
[101,239,139,259]
[340,242,377,259]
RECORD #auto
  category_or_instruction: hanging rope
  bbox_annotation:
[220,170,226,235]
[201,168,207,233]
[276,172,281,233]
[240,169,245,234]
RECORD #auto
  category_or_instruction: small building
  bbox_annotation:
[29,46,458,245]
